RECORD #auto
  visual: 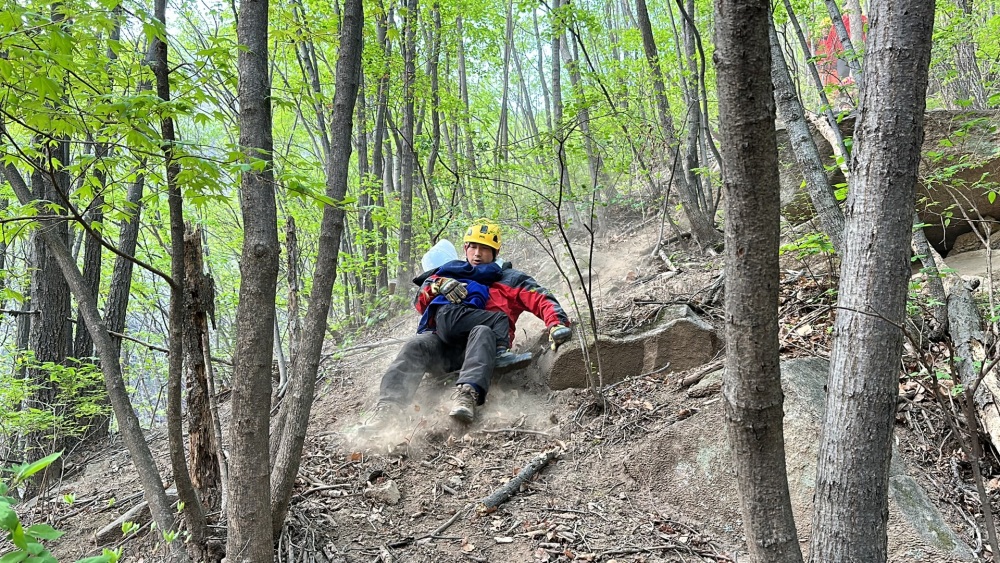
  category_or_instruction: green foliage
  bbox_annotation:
[779,232,834,258]
[0,353,111,449]
[0,453,121,563]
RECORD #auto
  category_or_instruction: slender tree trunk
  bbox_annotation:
[151,0,209,550]
[945,0,987,109]
[780,0,850,167]
[269,0,362,536]
[769,23,845,253]
[635,0,721,248]
[714,0,803,559]
[497,0,513,170]
[424,3,442,214]
[809,0,935,558]
[533,10,554,136]
[396,0,418,290]
[228,0,278,556]
[372,13,391,291]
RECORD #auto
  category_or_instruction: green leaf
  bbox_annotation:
[0,505,20,531]
[15,452,61,483]
[0,552,28,563]
[990,191,997,204]
[25,524,63,541]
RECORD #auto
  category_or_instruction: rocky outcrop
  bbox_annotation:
[538,305,722,390]
[623,357,975,562]
[778,110,1000,253]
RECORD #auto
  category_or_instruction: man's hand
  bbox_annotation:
[431,277,468,304]
[549,324,572,351]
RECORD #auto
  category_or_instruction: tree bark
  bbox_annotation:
[228,0,278,556]
[714,0,803,559]
[26,155,71,461]
[269,0,362,537]
[769,23,845,254]
[183,228,220,509]
[809,0,935,558]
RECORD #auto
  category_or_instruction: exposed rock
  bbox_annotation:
[364,478,401,505]
[778,110,1000,252]
[621,357,974,562]
[539,306,722,390]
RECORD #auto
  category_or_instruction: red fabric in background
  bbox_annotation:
[815,14,868,86]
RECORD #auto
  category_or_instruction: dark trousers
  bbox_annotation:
[435,305,510,350]
[378,324,499,407]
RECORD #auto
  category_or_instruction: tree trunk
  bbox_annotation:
[396,0,418,290]
[228,0,278,556]
[769,23,845,254]
[151,0,210,550]
[635,0,721,248]
[183,227,221,510]
[423,3,442,214]
[714,0,803,559]
[269,0,362,536]
[809,0,935,558]
[27,159,71,461]
[532,10,554,136]
[780,0,850,168]
[371,13,391,291]
[74,192,101,361]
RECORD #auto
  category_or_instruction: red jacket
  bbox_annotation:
[415,264,570,345]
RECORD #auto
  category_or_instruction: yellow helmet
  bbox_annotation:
[463,218,501,251]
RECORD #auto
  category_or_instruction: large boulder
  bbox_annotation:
[778,110,1000,253]
[621,357,975,561]
[539,305,722,390]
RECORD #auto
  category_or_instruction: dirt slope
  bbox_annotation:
[25,211,984,562]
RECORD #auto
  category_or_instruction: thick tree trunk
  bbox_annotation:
[269,0,362,536]
[228,0,279,557]
[714,0,803,560]
[809,0,935,559]
[769,23,845,253]
[27,159,71,460]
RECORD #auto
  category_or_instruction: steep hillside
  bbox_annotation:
[19,211,984,562]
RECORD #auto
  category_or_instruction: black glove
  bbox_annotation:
[549,324,572,351]
[431,277,468,304]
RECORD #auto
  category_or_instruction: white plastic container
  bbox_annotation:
[421,239,458,272]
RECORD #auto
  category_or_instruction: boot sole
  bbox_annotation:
[494,354,533,374]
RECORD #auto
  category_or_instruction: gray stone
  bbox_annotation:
[620,356,974,561]
[541,305,722,390]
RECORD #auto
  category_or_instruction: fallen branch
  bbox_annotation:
[676,359,724,389]
[599,544,733,562]
[422,448,563,539]
[476,427,555,439]
[477,447,561,513]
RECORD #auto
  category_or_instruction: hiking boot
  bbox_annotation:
[449,384,479,423]
[364,400,400,431]
[494,349,533,373]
